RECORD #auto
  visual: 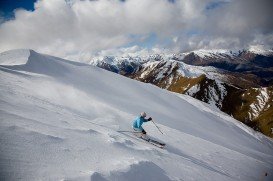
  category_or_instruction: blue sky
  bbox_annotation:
[125,33,158,49]
[205,0,229,10]
[0,0,36,19]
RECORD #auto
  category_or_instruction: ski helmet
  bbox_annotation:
[140,112,147,117]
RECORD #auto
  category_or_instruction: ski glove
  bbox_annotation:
[148,117,152,121]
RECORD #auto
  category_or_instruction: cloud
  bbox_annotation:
[90,45,171,59]
[170,0,273,51]
[0,0,272,61]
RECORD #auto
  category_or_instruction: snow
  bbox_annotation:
[181,46,273,59]
[139,61,158,79]
[1,49,273,181]
[90,46,273,71]
[90,53,225,81]
[0,49,30,65]
[90,54,153,67]
[176,60,223,80]
[206,81,227,109]
[166,74,174,89]
[182,49,238,59]
[186,84,200,96]
[249,88,270,120]
[248,45,273,56]
[140,59,223,81]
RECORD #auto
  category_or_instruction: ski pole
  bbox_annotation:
[151,120,164,134]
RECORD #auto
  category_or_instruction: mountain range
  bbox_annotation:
[90,48,273,137]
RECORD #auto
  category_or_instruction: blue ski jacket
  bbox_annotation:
[132,116,149,131]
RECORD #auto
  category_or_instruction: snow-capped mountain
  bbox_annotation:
[179,46,273,60]
[89,48,273,137]
[90,47,273,86]
[177,46,273,62]
[129,60,273,137]
[176,48,273,85]
[234,87,273,135]
[89,54,171,75]
[1,49,273,180]
[131,60,232,109]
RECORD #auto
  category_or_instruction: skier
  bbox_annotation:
[132,112,152,135]
[132,112,166,148]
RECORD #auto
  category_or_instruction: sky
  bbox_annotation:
[0,0,272,61]
[0,0,36,19]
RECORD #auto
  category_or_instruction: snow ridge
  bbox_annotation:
[0,49,30,65]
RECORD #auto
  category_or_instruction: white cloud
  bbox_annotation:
[95,44,173,56]
[0,0,272,61]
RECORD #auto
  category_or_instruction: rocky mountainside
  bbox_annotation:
[131,60,273,137]
[174,48,273,86]
[90,48,273,137]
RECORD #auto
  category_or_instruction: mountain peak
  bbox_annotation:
[0,49,31,66]
[248,45,273,56]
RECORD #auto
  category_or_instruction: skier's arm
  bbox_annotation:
[144,117,152,122]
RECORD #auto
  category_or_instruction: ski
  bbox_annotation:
[148,139,166,147]
[118,130,166,149]
[117,130,142,133]
[140,137,165,149]
[135,134,166,149]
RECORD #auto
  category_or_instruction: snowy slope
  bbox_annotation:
[140,59,224,80]
[181,49,238,59]
[0,49,273,181]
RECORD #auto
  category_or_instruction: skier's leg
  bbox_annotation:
[133,127,142,132]
[141,129,146,135]
[140,127,149,140]
[132,127,143,137]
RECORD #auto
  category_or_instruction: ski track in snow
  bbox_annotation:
[0,49,273,181]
